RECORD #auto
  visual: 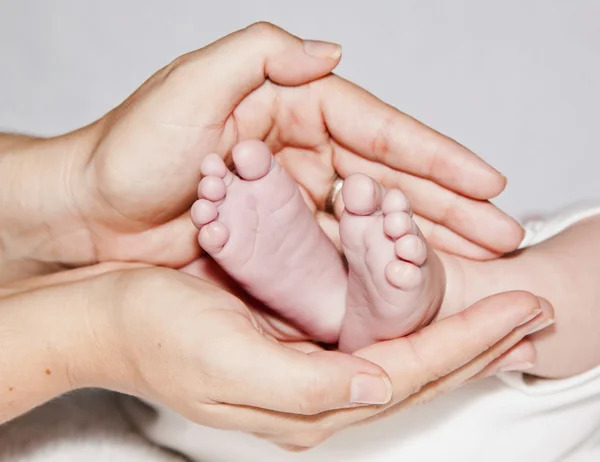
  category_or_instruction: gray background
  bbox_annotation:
[1,0,598,218]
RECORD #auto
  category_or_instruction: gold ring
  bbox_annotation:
[324,174,344,215]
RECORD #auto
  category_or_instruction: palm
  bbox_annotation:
[83,78,334,267]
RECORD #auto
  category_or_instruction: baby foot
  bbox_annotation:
[338,173,445,353]
[191,140,347,343]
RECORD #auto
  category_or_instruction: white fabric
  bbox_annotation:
[0,391,184,462]
[134,204,600,462]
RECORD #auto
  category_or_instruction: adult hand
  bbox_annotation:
[1,263,550,443]
[62,22,521,270]
[86,268,551,449]
[250,292,553,450]
[0,264,392,425]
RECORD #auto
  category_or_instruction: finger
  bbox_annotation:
[470,339,537,380]
[333,146,523,254]
[316,77,506,200]
[164,22,341,122]
[355,298,553,428]
[212,326,393,415]
[412,215,501,260]
[398,298,553,407]
[353,291,546,404]
[334,181,504,259]
[281,292,553,431]
[207,296,551,439]
[197,402,337,449]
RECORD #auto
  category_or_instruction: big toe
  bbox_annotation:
[342,173,384,216]
[232,140,273,181]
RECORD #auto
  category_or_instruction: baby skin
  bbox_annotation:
[191,140,447,352]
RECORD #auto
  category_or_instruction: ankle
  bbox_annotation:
[434,252,469,321]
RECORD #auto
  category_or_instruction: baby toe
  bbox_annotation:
[198,176,226,202]
[201,153,228,178]
[385,260,422,290]
[198,221,230,253]
[191,199,218,228]
[381,189,411,215]
[383,212,416,239]
[394,234,427,266]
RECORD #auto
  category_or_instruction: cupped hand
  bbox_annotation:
[71,22,522,269]
[68,265,392,422]
[99,266,550,449]
[4,262,550,445]
[253,292,553,450]
[118,261,551,450]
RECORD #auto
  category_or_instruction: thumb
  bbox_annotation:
[215,327,392,415]
[163,22,341,117]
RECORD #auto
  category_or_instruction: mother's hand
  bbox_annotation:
[252,292,553,450]
[60,22,521,270]
[0,264,391,425]
[1,263,550,444]
[100,268,551,449]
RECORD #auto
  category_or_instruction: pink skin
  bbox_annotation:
[191,140,347,343]
[191,140,446,350]
[338,173,445,352]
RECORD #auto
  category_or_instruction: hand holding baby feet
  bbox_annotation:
[338,173,446,353]
[191,140,347,343]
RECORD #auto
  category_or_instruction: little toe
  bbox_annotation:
[198,176,226,202]
[381,189,412,215]
[201,153,228,179]
[383,212,416,239]
[198,221,230,253]
[191,199,218,228]
[342,173,384,216]
[385,260,422,290]
[395,234,428,266]
[232,140,273,181]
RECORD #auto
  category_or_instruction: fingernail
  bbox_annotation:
[499,361,535,373]
[518,309,541,327]
[350,374,392,405]
[528,318,555,335]
[303,40,342,59]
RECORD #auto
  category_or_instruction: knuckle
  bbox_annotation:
[296,378,329,415]
[246,21,280,39]
[370,112,395,163]
[162,53,194,82]
[439,191,462,226]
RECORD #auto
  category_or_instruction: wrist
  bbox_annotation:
[0,125,101,278]
[0,273,110,423]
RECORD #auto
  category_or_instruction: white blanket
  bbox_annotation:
[0,391,180,462]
